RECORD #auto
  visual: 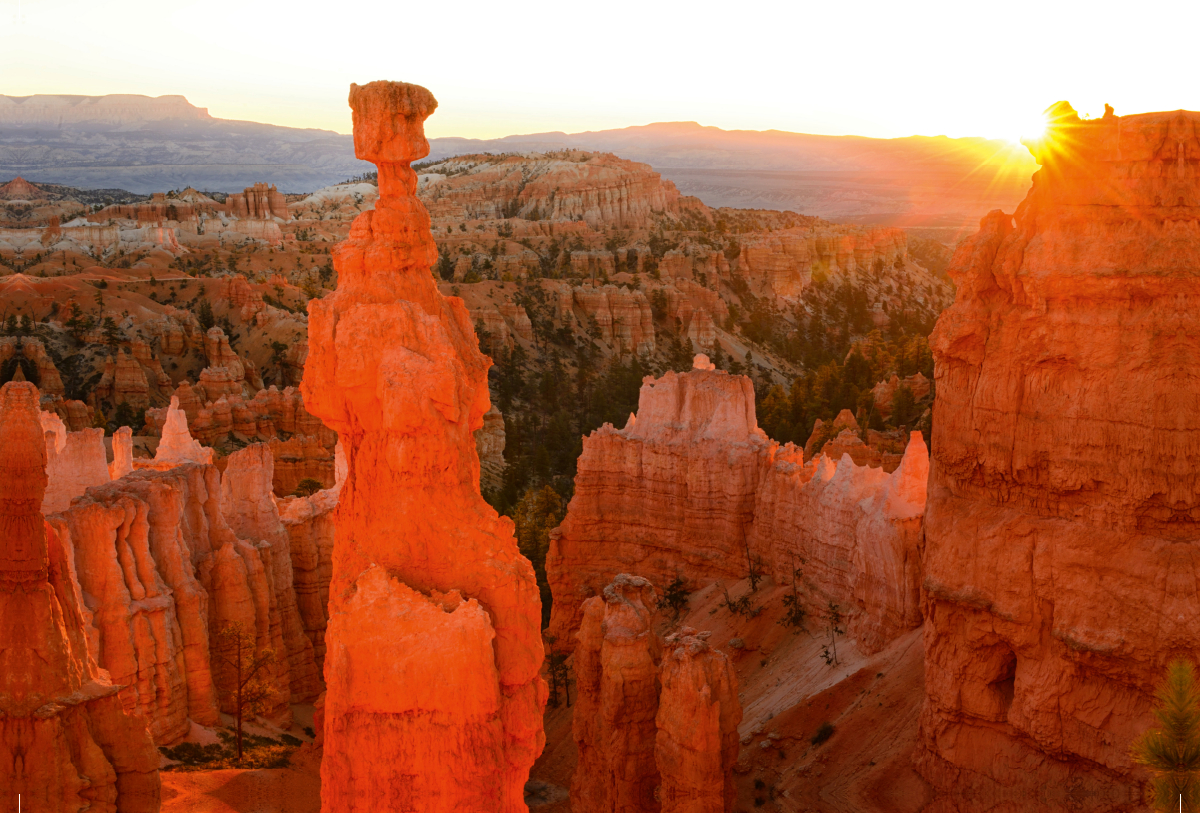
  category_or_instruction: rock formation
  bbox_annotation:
[917,103,1200,809]
[572,574,663,812]
[278,484,339,671]
[0,337,65,396]
[870,372,930,421]
[571,576,744,813]
[547,355,773,645]
[0,381,161,811]
[475,403,507,493]
[225,183,289,221]
[93,350,152,409]
[301,80,545,811]
[421,151,681,229]
[655,628,741,813]
[559,284,656,355]
[42,421,111,514]
[110,425,134,479]
[139,395,213,470]
[750,432,928,654]
[219,444,321,704]
[738,226,907,302]
[48,449,322,739]
[146,384,338,495]
[548,355,929,657]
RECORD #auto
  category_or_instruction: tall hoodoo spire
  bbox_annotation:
[302,82,546,812]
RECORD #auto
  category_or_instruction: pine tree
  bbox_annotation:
[213,622,277,762]
[1132,661,1200,812]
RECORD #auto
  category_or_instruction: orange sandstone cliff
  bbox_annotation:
[547,355,929,657]
[0,381,161,811]
[301,81,546,811]
[917,103,1200,810]
[547,356,773,646]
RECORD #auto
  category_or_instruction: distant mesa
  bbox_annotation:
[0,93,212,125]
[0,93,370,194]
[1,92,1036,223]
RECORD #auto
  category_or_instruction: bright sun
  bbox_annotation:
[1012,113,1049,144]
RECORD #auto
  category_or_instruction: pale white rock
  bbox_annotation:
[140,395,213,469]
[42,425,111,514]
[110,426,134,480]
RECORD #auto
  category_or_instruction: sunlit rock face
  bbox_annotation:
[917,103,1200,810]
[302,81,546,812]
[0,381,161,812]
[546,357,773,648]
[547,354,929,658]
[47,447,323,741]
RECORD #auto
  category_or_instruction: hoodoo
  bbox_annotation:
[918,103,1200,808]
[301,81,546,811]
[0,381,161,811]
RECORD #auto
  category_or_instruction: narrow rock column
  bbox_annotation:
[302,81,546,812]
[656,629,742,813]
[572,574,663,812]
[110,425,134,479]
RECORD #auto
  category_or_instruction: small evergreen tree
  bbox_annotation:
[213,622,277,762]
[514,485,566,625]
[1132,661,1200,812]
[657,576,691,619]
[820,601,844,666]
[293,478,323,497]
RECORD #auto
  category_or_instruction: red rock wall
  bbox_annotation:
[738,226,907,302]
[570,576,744,813]
[546,360,772,647]
[917,103,1200,810]
[225,183,288,220]
[548,357,929,658]
[278,485,338,671]
[0,381,161,811]
[47,451,323,742]
[421,151,680,229]
[301,81,546,812]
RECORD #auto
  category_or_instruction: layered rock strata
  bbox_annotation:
[916,103,1200,809]
[46,445,323,742]
[301,80,546,811]
[278,484,339,671]
[548,355,929,657]
[218,444,322,704]
[0,381,161,811]
[547,356,772,645]
[41,419,112,514]
[750,432,928,654]
[475,403,507,494]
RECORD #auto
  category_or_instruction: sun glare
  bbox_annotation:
[1012,113,1049,144]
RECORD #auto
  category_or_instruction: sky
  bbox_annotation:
[2,0,1195,143]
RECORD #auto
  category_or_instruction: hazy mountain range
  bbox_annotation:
[1,93,1038,226]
